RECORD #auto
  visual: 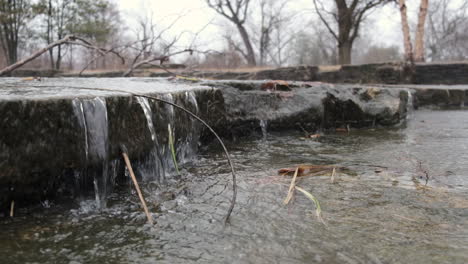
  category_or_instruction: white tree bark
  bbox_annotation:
[414,0,429,62]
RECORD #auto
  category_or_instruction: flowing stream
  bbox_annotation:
[1,110,468,263]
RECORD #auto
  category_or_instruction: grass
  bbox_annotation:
[168,124,180,175]
[294,186,326,226]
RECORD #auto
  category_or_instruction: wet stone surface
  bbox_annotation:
[0,77,466,214]
[0,110,467,263]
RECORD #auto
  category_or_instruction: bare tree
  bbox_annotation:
[255,0,295,66]
[292,24,337,66]
[398,0,430,63]
[258,0,274,66]
[207,0,256,66]
[313,0,391,65]
[0,0,32,65]
[414,0,429,62]
[426,0,468,61]
[398,0,414,63]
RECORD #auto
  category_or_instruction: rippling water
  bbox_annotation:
[1,110,468,263]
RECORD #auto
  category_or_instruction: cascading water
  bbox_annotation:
[72,97,109,209]
[136,96,166,181]
[406,90,414,119]
[69,92,203,207]
[259,119,268,140]
[159,94,176,175]
[176,91,201,164]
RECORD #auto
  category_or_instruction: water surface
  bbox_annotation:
[1,110,467,263]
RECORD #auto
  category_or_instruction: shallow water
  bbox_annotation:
[1,110,468,263]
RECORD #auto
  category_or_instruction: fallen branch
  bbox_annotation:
[123,49,193,77]
[78,46,125,76]
[122,150,154,225]
[0,35,124,77]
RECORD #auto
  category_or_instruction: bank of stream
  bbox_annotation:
[1,109,467,263]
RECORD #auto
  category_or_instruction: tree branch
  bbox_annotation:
[122,49,194,77]
[313,0,339,41]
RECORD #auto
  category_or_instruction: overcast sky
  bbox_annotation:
[115,0,438,53]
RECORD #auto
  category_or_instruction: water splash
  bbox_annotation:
[406,90,414,119]
[260,119,268,140]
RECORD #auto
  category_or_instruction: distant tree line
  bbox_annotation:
[0,0,122,69]
[1,0,468,71]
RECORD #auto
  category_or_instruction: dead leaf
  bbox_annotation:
[261,80,291,91]
[278,164,336,177]
[335,127,348,133]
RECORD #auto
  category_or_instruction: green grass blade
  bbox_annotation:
[168,124,180,174]
[294,186,326,225]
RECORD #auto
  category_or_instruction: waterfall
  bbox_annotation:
[259,119,268,140]
[406,90,414,120]
[69,92,203,206]
[176,91,200,164]
[72,97,109,209]
[136,96,165,181]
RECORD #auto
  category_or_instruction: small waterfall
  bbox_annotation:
[137,97,157,142]
[136,96,165,181]
[160,94,176,175]
[406,90,414,119]
[72,97,109,209]
[176,91,200,164]
[259,119,268,140]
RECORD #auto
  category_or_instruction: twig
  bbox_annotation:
[122,151,154,225]
[123,49,193,77]
[284,167,299,205]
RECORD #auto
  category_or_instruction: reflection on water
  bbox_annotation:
[1,110,468,263]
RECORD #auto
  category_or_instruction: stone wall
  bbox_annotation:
[186,62,468,85]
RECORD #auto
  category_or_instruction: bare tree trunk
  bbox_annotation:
[237,24,256,66]
[338,41,352,65]
[47,0,54,69]
[398,0,414,63]
[414,0,429,62]
[56,44,62,69]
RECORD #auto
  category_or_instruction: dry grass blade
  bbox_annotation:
[330,167,336,184]
[294,186,326,226]
[10,200,14,217]
[283,167,299,205]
